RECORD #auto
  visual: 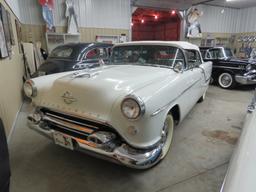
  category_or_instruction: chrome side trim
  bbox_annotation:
[151,78,201,117]
[213,66,243,70]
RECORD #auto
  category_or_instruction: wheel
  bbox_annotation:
[218,72,236,89]
[198,92,206,103]
[160,114,174,159]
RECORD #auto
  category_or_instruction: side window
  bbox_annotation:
[185,50,202,68]
[206,51,212,59]
[207,49,224,59]
[85,48,107,60]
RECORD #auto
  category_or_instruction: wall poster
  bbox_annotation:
[0,3,12,57]
[0,3,8,58]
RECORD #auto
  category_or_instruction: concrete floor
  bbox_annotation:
[9,85,254,192]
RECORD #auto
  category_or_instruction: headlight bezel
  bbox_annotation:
[246,64,252,72]
[121,95,145,120]
[24,80,37,98]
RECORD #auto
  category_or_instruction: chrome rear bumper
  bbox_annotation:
[235,70,256,85]
[27,111,163,169]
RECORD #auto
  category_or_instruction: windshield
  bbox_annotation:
[224,48,234,58]
[50,46,74,58]
[110,45,185,68]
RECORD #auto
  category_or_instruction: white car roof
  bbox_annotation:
[114,41,200,51]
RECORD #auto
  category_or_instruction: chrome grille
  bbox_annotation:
[40,108,114,140]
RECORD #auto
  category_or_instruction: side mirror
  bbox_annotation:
[99,59,105,66]
[173,62,184,73]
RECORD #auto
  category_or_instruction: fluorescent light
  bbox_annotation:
[226,0,237,2]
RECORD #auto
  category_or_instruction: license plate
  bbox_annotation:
[53,132,74,150]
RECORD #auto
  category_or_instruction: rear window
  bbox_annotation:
[50,47,73,58]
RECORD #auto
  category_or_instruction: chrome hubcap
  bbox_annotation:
[220,74,232,87]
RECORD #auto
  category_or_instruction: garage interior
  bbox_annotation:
[0,0,256,192]
[132,8,180,41]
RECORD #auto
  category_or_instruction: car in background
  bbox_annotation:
[25,41,212,169]
[200,47,256,89]
[32,43,113,77]
[220,89,256,192]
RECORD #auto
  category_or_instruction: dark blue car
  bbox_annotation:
[33,42,113,77]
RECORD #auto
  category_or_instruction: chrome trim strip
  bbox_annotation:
[45,112,99,130]
[40,107,109,125]
[43,116,94,134]
[213,66,242,70]
[151,78,201,117]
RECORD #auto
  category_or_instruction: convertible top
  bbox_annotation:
[114,41,200,52]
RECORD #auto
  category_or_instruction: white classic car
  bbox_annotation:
[220,89,256,192]
[25,41,212,169]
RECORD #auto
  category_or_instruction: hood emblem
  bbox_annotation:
[62,91,77,104]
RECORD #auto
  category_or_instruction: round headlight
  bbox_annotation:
[23,80,37,97]
[246,64,252,72]
[121,96,145,120]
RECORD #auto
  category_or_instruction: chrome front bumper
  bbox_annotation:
[27,111,163,169]
[235,70,256,85]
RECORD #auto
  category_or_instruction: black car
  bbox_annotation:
[33,43,113,77]
[200,47,256,89]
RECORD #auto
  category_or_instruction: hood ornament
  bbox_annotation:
[62,91,77,104]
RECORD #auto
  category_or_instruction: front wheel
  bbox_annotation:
[161,114,174,159]
[218,72,236,89]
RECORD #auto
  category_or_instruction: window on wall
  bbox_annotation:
[185,50,202,68]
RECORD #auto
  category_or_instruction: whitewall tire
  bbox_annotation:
[161,114,174,159]
[218,72,236,89]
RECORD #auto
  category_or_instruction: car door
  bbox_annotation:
[184,50,204,100]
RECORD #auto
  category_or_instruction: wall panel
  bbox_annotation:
[0,0,24,135]
[197,5,238,33]
[18,0,131,29]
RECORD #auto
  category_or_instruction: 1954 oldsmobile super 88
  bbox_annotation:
[220,89,256,192]
[25,41,212,169]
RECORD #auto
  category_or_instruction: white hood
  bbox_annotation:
[34,65,175,121]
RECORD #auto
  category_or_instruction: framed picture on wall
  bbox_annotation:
[15,19,22,53]
[0,4,8,58]
[0,3,12,58]
[6,11,15,45]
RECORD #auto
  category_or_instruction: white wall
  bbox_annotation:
[197,5,256,33]
[17,0,131,29]
[236,7,256,33]
[4,0,21,19]
[197,5,239,33]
